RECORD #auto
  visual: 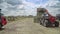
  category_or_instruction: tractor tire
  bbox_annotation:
[40,22,42,25]
[0,23,3,29]
[43,20,48,27]
[55,21,59,27]
[39,19,42,25]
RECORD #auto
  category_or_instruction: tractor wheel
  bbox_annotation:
[43,20,48,27]
[39,19,42,25]
[0,24,3,29]
[55,21,59,27]
[40,22,42,25]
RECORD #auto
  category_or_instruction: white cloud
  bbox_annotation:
[23,0,40,8]
[22,0,60,16]
[0,0,37,16]
[18,5,24,9]
[5,0,22,6]
[16,0,38,16]
[2,0,59,16]
[45,0,60,16]
[0,0,25,16]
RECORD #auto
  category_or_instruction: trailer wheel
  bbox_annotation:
[55,21,59,27]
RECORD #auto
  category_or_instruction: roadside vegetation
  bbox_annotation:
[5,15,34,22]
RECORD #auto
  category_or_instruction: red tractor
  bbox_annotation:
[0,9,7,29]
[36,8,59,27]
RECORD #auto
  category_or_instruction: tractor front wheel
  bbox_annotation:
[0,24,3,29]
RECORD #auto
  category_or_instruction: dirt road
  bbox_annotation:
[0,18,60,34]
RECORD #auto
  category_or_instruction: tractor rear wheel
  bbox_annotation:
[43,20,48,27]
[39,19,42,25]
[55,21,59,27]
